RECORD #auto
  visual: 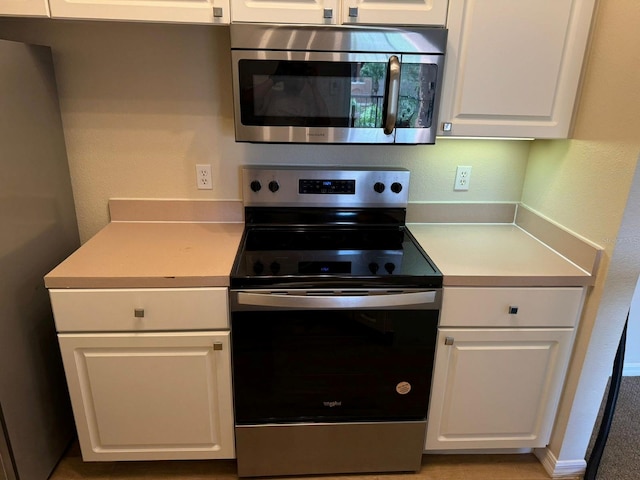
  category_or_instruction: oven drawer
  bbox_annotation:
[441,287,584,328]
[50,288,229,332]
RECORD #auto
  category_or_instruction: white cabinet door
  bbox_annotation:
[426,327,574,450]
[230,0,446,25]
[0,0,49,16]
[231,0,339,24]
[341,0,447,26]
[58,331,235,461]
[48,0,230,24]
[438,0,596,138]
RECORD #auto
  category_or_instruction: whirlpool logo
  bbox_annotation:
[323,401,342,408]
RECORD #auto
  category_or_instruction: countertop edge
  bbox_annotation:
[44,276,231,289]
[442,275,593,288]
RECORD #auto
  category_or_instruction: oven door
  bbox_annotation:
[230,289,440,425]
[231,51,443,144]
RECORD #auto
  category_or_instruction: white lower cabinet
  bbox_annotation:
[51,288,235,461]
[426,327,573,449]
[426,287,584,450]
[58,332,235,461]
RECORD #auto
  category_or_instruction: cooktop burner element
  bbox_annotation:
[231,166,442,289]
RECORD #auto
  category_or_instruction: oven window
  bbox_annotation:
[231,309,438,424]
[237,60,388,128]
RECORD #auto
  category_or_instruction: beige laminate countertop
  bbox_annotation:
[408,223,593,287]
[45,222,245,289]
[45,219,595,290]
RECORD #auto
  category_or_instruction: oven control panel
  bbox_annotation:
[243,166,410,207]
[299,179,356,195]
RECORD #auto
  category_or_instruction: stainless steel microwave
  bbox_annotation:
[230,24,447,145]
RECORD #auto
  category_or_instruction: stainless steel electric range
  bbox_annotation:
[230,166,442,477]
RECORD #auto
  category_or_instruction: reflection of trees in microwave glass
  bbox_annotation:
[351,62,386,128]
[349,63,436,129]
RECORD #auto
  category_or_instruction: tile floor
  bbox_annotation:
[49,441,578,480]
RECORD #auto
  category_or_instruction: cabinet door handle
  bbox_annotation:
[323,8,333,18]
[508,306,519,315]
[349,7,358,17]
[213,342,223,351]
[444,336,454,345]
[213,7,223,17]
[134,308,145,318]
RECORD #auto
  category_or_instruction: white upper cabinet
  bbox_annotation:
[230,0,447,25]
[230,0,338,24]
[0,0,49,17]
[48,0,230,24]
[438,0,596,138]
[341,0,448,26]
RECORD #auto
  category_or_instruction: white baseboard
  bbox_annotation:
[623,362,640,376]
[534,447,586,479]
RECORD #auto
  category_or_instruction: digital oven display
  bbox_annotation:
[299,179,356,194]
[298,261,352,274]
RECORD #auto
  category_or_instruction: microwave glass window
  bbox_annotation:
[238,60,388,128]
[396,63,438,129]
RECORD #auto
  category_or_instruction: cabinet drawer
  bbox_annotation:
[441,287,584,328]
[50,288,229,332]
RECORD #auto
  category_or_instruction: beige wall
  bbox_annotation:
[522,0,640,464]
[0,18,530,242]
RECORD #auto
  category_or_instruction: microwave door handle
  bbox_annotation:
[383,55,401,135]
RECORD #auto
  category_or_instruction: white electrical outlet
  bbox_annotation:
[454,166,472,191]
[196,164,213,190]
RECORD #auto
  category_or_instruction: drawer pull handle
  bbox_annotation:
[508,306,519,315]
[444,336,454,346]
[213,342,223,351]
[134,308,145,318]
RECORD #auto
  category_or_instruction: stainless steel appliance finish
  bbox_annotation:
[235,422,427,477]
[230,24,446,145]
[230,167,442,477]
[1,40,78,480]
[233,288,438,310]
[242,165,410,207]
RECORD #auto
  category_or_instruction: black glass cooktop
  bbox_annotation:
[230,226,442,289]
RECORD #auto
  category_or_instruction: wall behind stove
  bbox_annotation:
[0,19,530,242]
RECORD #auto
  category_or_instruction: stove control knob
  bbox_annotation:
[253,261,264,275]
[384,262,396,274]
[268,181,280,193]
[368,262,379,274]
[391,182,403,194]
[250,180,262,192]
[373,182,385,193]
[270,261,281,274]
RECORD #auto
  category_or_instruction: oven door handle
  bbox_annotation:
[236,290,436,309]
